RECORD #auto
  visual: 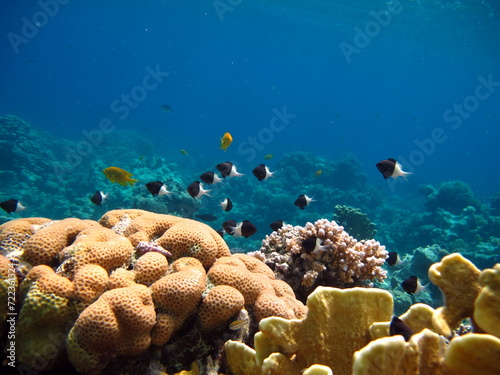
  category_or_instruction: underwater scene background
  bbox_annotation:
[1,0,500,374]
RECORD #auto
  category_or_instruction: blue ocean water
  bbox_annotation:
[1,3,500,372]
[1,0,499,249]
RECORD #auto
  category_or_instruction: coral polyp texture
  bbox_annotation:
[99,209,230,268]
[0,209,308,374]
[254,218,388,300]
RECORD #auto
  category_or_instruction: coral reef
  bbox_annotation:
[333,204,377,240]
[225,254,500,375]
[225,287,393,375]
[423,180,480,215]
[254,218,388,301]
[67,285,156,374]
[0,209,306,374]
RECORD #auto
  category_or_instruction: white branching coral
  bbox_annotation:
[253,219,388,300]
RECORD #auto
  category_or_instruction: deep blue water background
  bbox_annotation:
[1,0,499,198]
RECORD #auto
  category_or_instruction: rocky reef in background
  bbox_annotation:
[1,114,500,321]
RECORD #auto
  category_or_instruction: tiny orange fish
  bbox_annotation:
[229,318,249,330]
[220,132,233,152]
[180,149,188,156]
[264,154,273,160]
[314,169,323,177]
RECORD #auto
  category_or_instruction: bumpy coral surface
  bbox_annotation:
[0,217,52,258]
[22,218,100,267]
[67,285,156,374]
[333,205,377,240]
[100,209,230,268]
[57,226,135,278]
[255,218,388,300]
[0,210,311,374]
[16,265,77,371]
[208,255,307,321]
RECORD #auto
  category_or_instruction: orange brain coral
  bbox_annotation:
[22,218,100,267]
[133,252,169,285]
[67,285,156,374]
[58,226,134,277]
[198,285,245,330]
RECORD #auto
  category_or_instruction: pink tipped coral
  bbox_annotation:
[253,218,388,300]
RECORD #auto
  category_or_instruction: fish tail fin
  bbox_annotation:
[129,178,139,186]
[402,172,412,181]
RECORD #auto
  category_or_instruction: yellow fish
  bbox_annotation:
[220,132,233,152]
[102,167,138,186]
[180,149,189,156]
[229,318,249,330]
[264,154,273,160]
[314,169,323,177]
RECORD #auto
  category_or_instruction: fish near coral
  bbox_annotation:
[187,181,211,199]
[401,275,428,295]
[294,194,314,209]
[220,132,233,152]
[0,199,26,214]
[90,191,108,206]
[102,167,138,186]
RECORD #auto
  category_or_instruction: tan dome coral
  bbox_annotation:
[151,257,206,318]
[73,264,108,305]
[133,252,169,286]
[22,218,99,267]
[208,262,262,305]
[0,217,52,257]
[67,285,156,375]
[98,208,158,228]
[99,210,230,269]
[155,218,230,268]
[208,254,306,321]
[58,226,134,277]
[108,268,137,289]
[150,258,206,345]
[199,285,245,330]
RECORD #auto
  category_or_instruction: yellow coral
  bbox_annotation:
[474,264,500,338]
[428,253,481,336]
[353,328,446,375]
[225,286,393,375]
[444,333,500,375]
